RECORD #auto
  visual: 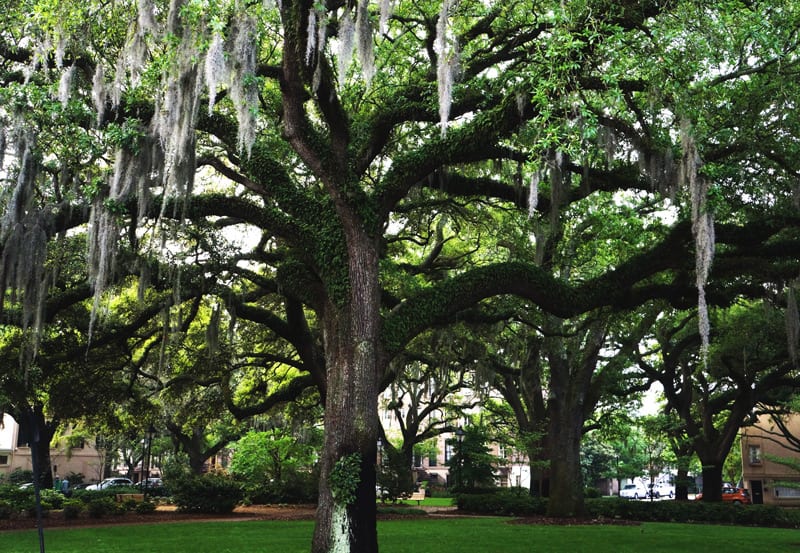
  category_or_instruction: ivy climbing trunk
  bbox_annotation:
[311,233,381,553]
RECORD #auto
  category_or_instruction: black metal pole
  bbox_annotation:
[26,409,46,553]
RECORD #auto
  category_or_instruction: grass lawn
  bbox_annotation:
[2,517,799,553]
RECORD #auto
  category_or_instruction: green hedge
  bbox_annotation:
[456,492,800,528]
[456,490,547,516]
[170,472,242,514]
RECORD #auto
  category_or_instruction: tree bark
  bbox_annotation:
[545,397,585,517]
[311,235,381,553]
[698,462,724,502]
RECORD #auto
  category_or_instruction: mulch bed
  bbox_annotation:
[0,504,318,532]
[0,504,640,532]
[507,515,641,526]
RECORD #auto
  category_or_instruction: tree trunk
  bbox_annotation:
[545,398,585,517]
[675,466,691,501]
[698,460,724,502]
[311,236,381,553]
[24,406,57,489]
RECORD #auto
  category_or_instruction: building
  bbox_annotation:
[740,413,800,505]
[0,414,106,483]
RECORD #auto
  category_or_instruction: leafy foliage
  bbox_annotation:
[169,471,242,514]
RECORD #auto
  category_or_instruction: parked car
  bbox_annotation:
[139,477,163,489]
[84,477,134,491]
[695,486,751,504]
[648,482,675,499]
[619,483,647,499]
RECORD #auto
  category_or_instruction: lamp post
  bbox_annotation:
[455,426,465,490]
[376,437,383,501]
[144,424,156,498]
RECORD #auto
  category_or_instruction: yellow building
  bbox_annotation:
[740,413,800,505]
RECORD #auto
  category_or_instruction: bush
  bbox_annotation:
[135,501,157,514]
[170,472,242,514]
[584,487,602,498]
[583,498,800,528]
[7,468,34,486]
[240,469,319,505]
[456,490,547,516]
[62,499,84,520]
[86,497,119,518]
[0,500,14,519]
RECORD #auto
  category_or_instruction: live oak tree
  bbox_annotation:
[634,302,800,502]
[3,2,800,552]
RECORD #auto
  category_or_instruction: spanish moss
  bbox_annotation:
[306,8,318,64]
[228,14,259,157]
[58,65,75,108]
[683,118,714,362]
[528,170,539,218]
[355,0,375,84]
[337,8,355,88]
[379,0,393,34]
[204,32,226,115]
[137,0,158,35]
[435,0,459,137]
[91,63,107,125]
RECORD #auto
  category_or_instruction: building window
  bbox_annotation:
[428,453,437,467]
[0,455,8,465]
[445,443,454,463]
[748,445,762,465]
[774,486,800,498]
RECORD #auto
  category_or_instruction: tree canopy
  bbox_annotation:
[2,1,800,551]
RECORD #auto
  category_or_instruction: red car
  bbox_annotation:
[695,486,751,505]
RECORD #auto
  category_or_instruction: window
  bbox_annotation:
[774,486,800,498]
[0,455,8,465]
[428,453,437,467]
[748,445,762,465]
[444,443,454,463]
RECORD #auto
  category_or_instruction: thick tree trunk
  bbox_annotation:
[545,399,585,517]
[24,406,57,489]
[311,236,381,553]
[698,461,725,502]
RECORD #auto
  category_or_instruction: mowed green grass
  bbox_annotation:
[2,517,799,553]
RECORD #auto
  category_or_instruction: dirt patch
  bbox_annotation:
[0,504,318,532]
[507,515,641,526]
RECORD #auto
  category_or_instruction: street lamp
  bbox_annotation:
[144,424,156,498]
[455,426,465,490]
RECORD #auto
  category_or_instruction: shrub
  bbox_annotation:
[170,472,242,514]
[62,499,84,520]
[0,500,14,519]
[40,489,64,509]
[584,487,602,498]
[135,501,157,514]
[583,498,800,528]
[86,497,119,518]
[456,490,547,516]
[121,498,141,512]
[7,468,34,486]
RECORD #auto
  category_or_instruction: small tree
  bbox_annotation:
[448,426,500,492]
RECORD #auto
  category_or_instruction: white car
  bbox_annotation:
[619,483,647,500]
[651,482,675,499]
[84,477,134,491]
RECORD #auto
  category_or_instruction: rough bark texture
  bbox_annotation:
[311,235,380,553]
[545,397,586,517]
